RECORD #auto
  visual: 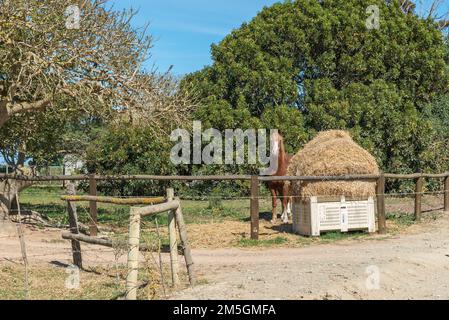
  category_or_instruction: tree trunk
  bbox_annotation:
[0,104,10,129]
[0,179,32,220]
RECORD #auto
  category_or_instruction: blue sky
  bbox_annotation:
[112,0,280,75]
[112,0,445,76]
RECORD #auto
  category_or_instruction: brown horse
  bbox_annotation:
[266,132,292,224]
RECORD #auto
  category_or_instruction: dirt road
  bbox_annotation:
[1,214,449,300]
[171,216,449,300]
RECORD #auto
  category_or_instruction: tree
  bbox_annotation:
[84,123,179,196]
[183,0,448,176]
[0,0,194,221]
[1,0,141,128]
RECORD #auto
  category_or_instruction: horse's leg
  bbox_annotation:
[281,184,289,223]
[270,188,277,224]
[286,184,292,219]
[288,196,293,218]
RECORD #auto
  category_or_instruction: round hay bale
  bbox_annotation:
[287,130,379,198]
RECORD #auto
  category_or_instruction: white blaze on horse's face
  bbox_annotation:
[259,130,280,176]
[271,138,280,158]
[270,131,281,166]
[270,132,281,172]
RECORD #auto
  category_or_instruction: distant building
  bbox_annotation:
[63,155,85,176]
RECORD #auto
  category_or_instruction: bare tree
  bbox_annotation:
[0,0,195,221]
[400,0,449,31]
[1,1,140,127]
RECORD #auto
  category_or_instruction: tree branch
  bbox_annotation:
[9,98,52,115]
[439,20,449,29]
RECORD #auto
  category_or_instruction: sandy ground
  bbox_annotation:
[1,212,449,300]
[171,216,449,300]
[0,225,122,266]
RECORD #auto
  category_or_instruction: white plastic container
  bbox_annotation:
[292,196,376,236]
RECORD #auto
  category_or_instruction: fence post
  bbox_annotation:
[66,182,82,269]
[415,175,423,222]
[15,194,29,299]
[62,165,66,189]
[376,173,386,234]
[174,199,196,286]
[126,207,141,300]
[89,174,98,236]
[167,188,180,287]
[444,175,449,214]
[250,175,260,240]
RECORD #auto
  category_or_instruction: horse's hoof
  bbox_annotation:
[271,219,277,224]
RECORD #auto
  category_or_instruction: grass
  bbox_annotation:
[320,230,369,242]
[0,261,190,300]
[386,211,416,227]
[18,186,270,230]
[237,236,288,247]
[235,231,371,248]
[0,264,124,300]
[19,187,131,228]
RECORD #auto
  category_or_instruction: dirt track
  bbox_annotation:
[171,216,449,300]
[1,214,449,300]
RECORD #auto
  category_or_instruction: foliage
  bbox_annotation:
[260,105,308,154]
[0,102,102,167]
[84,123,179,196]
[183,0,449,181]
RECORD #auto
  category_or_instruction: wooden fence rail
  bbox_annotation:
[0,174,253,181]
[2,172,449,182]
[62,232,114,247]
[137,200,180,217]
[1,172,444,181]
[61,232,167,252]
[61,195,166,205]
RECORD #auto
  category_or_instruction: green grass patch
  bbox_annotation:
[386,212,416,227]
[320,231,369,242]
[237,236,288,247]
[18,186,268,229]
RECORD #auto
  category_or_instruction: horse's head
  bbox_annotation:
[270,131,285,160]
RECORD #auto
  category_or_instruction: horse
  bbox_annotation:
[265,131,293,224]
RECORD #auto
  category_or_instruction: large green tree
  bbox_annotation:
[183,0,449,174]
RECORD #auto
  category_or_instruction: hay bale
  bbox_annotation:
[287,130,379,198]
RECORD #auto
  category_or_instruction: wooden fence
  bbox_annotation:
[60,186,195,300]
[2,172,449,240]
